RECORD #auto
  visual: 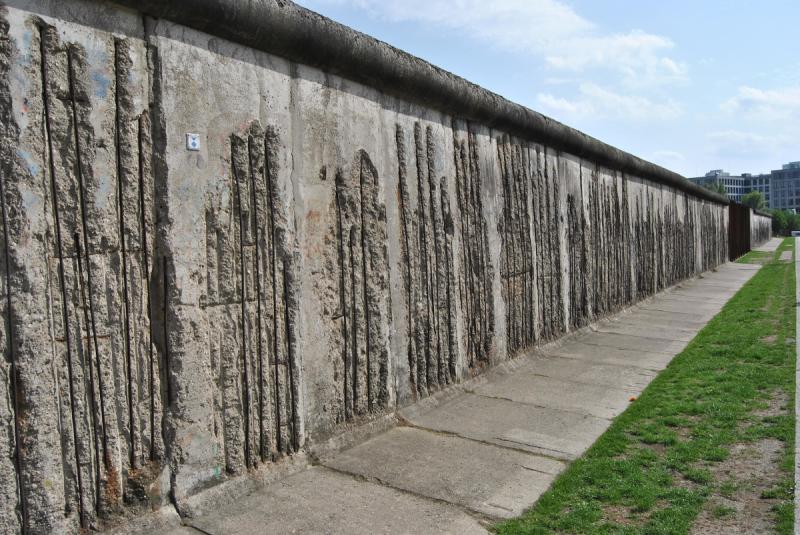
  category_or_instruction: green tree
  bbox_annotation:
[789,212,800,233]
[740,190,766,210]
[703,181,727,196]
[772,210,788,235]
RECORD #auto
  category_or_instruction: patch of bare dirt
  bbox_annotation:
[689,439,784,535]
[752,390,788,418]
[672,471,699,491]
[602,500,665,528]
[641,442,667,455]
[759,334,777,345]
[602,504,637,526]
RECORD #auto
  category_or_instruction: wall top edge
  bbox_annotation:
[112,0,727,205]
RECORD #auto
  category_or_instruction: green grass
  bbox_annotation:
[496,238,796,535]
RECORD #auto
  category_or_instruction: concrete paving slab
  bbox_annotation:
[713,270,761,279]
[689,274,754,284]
[653,291,729,304]
[649,293,730,305]
[400,393,610,460]
[683,281,750,292]
[516,354,657,391]
[635,299,722,314]
[701,264,760,274]
[634,304,717,321]
[668,284,739,296]
[647,295,721,308]
[568,331,688,355]
[542,342,676,370]
[592,320,698,342]
[620,308,720,328]
[708,262,762,272]
[780,250,792,262]
[656,294,729,306]
[714,263,760,271]
[754,237,782,252]
[689,277,755,288]
[690,265,757,277]
[723,260,763,267]
[469,371,635,419]
[325,427,565,519]
[188,466,488,535]
[697,271,755,281]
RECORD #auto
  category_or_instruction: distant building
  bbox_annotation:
[688,169,748,202]
[768,161,800,212]
[743,173,770,206]
[689,161,800,211]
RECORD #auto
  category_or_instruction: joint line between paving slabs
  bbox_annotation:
[317,464,499,525]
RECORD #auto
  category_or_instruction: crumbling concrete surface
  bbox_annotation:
[0,0,730,532]
[750,210,772,248]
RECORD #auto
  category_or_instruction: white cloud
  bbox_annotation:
[544,31,687,88]
[721,86,800,121]
[713,87,800,162]
[311,0,687,88]
[705,130,782,159]
[536,83,683,121]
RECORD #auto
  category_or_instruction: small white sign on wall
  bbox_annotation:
[186,133,201,151]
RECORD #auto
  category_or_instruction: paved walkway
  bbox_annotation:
[149,262,760,535]
[755,237,783,253]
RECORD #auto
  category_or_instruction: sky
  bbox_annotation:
[294,0,800,178]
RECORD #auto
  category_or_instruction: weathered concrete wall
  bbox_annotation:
[0,0,729,532]
[751,210,772,248]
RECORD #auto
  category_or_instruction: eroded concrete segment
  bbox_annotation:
[146,262,759,530]
[186,467,488,535]
[325,427,564,519]
[0,1,740,530]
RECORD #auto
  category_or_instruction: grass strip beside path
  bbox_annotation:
[497,238,796,535]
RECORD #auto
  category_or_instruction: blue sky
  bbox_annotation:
[295,0,799,178]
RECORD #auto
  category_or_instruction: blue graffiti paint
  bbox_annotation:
[19,30,32,67]
[92,70,110,98]
[16,149,39,178]
[94,177,115,212]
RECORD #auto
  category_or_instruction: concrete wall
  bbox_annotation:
[0,0,729,532]
[751,211,772,248]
